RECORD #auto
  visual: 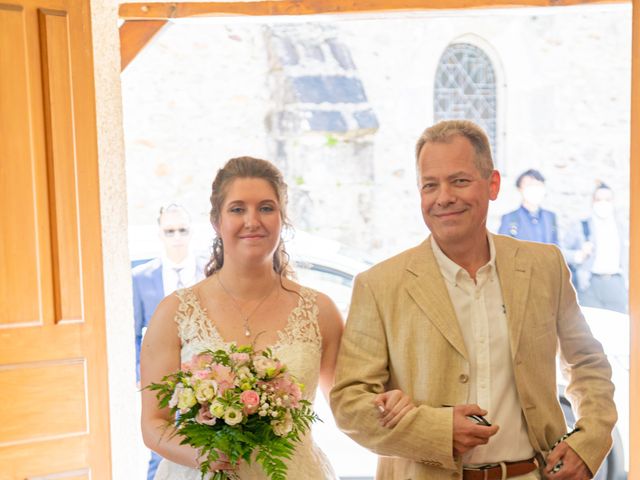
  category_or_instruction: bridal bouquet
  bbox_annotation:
[148,344,318,480]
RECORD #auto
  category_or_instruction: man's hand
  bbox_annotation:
[544,442,591,480]
[452,404,499,455]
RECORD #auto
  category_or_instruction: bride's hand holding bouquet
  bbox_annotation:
[148,344,318,480]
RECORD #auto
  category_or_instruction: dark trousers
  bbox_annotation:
[579,273,627,313]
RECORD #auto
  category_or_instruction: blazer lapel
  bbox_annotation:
[404,240,469,360]
[152,262,165,297]
[495,236,532,359]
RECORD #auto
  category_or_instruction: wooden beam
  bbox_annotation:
[119,20,168,71]
[119,0,627,20]
[629,1,640,478]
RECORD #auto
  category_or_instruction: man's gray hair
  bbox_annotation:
[415,120,494,178]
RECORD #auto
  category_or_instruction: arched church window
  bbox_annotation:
[434,43,498,161]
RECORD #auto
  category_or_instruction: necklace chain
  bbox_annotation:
[216,273,277,337]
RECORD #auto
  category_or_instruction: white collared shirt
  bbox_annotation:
[162,253,199,294]
[431,233,534,464]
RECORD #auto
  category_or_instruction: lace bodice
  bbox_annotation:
[175,286,322,401]
[153,286,337,480]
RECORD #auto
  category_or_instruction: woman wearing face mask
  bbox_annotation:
[568,182,628,313]
[498,169,559,245]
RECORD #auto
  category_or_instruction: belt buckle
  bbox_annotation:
[465,463,499,480]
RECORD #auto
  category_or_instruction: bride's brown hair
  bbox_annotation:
[205,156,293,279]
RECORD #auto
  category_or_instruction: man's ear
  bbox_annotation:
[489,170,501,201]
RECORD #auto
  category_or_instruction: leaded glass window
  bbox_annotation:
[434,43,497,160]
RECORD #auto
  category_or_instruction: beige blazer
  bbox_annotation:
[330,234,616,480]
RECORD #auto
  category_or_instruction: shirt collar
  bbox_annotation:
[520,205,540,219]
[430,232,497,285]
[162,252,196,271]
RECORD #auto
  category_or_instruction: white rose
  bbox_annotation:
[209,400,225,418]
[271,412,293,436]
[224,407,244,426]
[194,380,217,403]
[253,356,276,377]
[168,384,184,408]
[177,387,197,412]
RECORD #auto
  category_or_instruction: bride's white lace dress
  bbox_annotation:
[153,286,337,480]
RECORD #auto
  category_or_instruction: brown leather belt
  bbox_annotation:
[463,457,537,480]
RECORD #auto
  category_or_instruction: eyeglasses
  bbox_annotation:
[163,228,190,237]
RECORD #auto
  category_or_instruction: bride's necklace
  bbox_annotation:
[216,273,278,337]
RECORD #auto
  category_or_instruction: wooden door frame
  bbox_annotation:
[118,1,640,478]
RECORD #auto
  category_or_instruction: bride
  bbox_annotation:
[140,156,413,478]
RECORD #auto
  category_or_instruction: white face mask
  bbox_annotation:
[521,185,546,207]
[593,200,614,219]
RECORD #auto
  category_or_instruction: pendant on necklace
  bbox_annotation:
[243,318,251,337]
[244,327,251,337]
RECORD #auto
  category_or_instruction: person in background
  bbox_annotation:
[132,203,207,480]
[563,182,628,313]
[498,169,558,245]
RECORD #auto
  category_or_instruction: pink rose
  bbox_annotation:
[211,364,236,394]
[193,369,212,380]
[195,405,217,425]
[230,352,250,365]
[272,377,302,407]
[183,353,213,372]
[240,390,260,414]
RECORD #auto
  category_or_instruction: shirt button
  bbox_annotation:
[459,374,469,383]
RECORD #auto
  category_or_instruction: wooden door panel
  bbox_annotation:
[0,360,87,445]
[38,7,83,324]
[28,473,91,480]
[0,437,88,480]
[0,3,48,328]
[0,326,83,364]
[27,470,91,480]
[0,0,111,477]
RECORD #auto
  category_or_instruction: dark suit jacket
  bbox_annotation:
[132,258,164,381]
[498,206,558,245]
[132,256,207,380]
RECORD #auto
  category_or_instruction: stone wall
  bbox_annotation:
[122,4,631,260]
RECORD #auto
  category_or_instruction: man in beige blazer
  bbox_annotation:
[330,120,616,480]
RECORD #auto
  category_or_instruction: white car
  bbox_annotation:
[559,306,629,480]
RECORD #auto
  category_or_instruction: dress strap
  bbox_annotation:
[173,287,215,346]
[277,287,322,351]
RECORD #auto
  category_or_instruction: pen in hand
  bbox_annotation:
[442,404,492,426]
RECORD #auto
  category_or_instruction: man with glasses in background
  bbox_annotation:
[132,203,206,480]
